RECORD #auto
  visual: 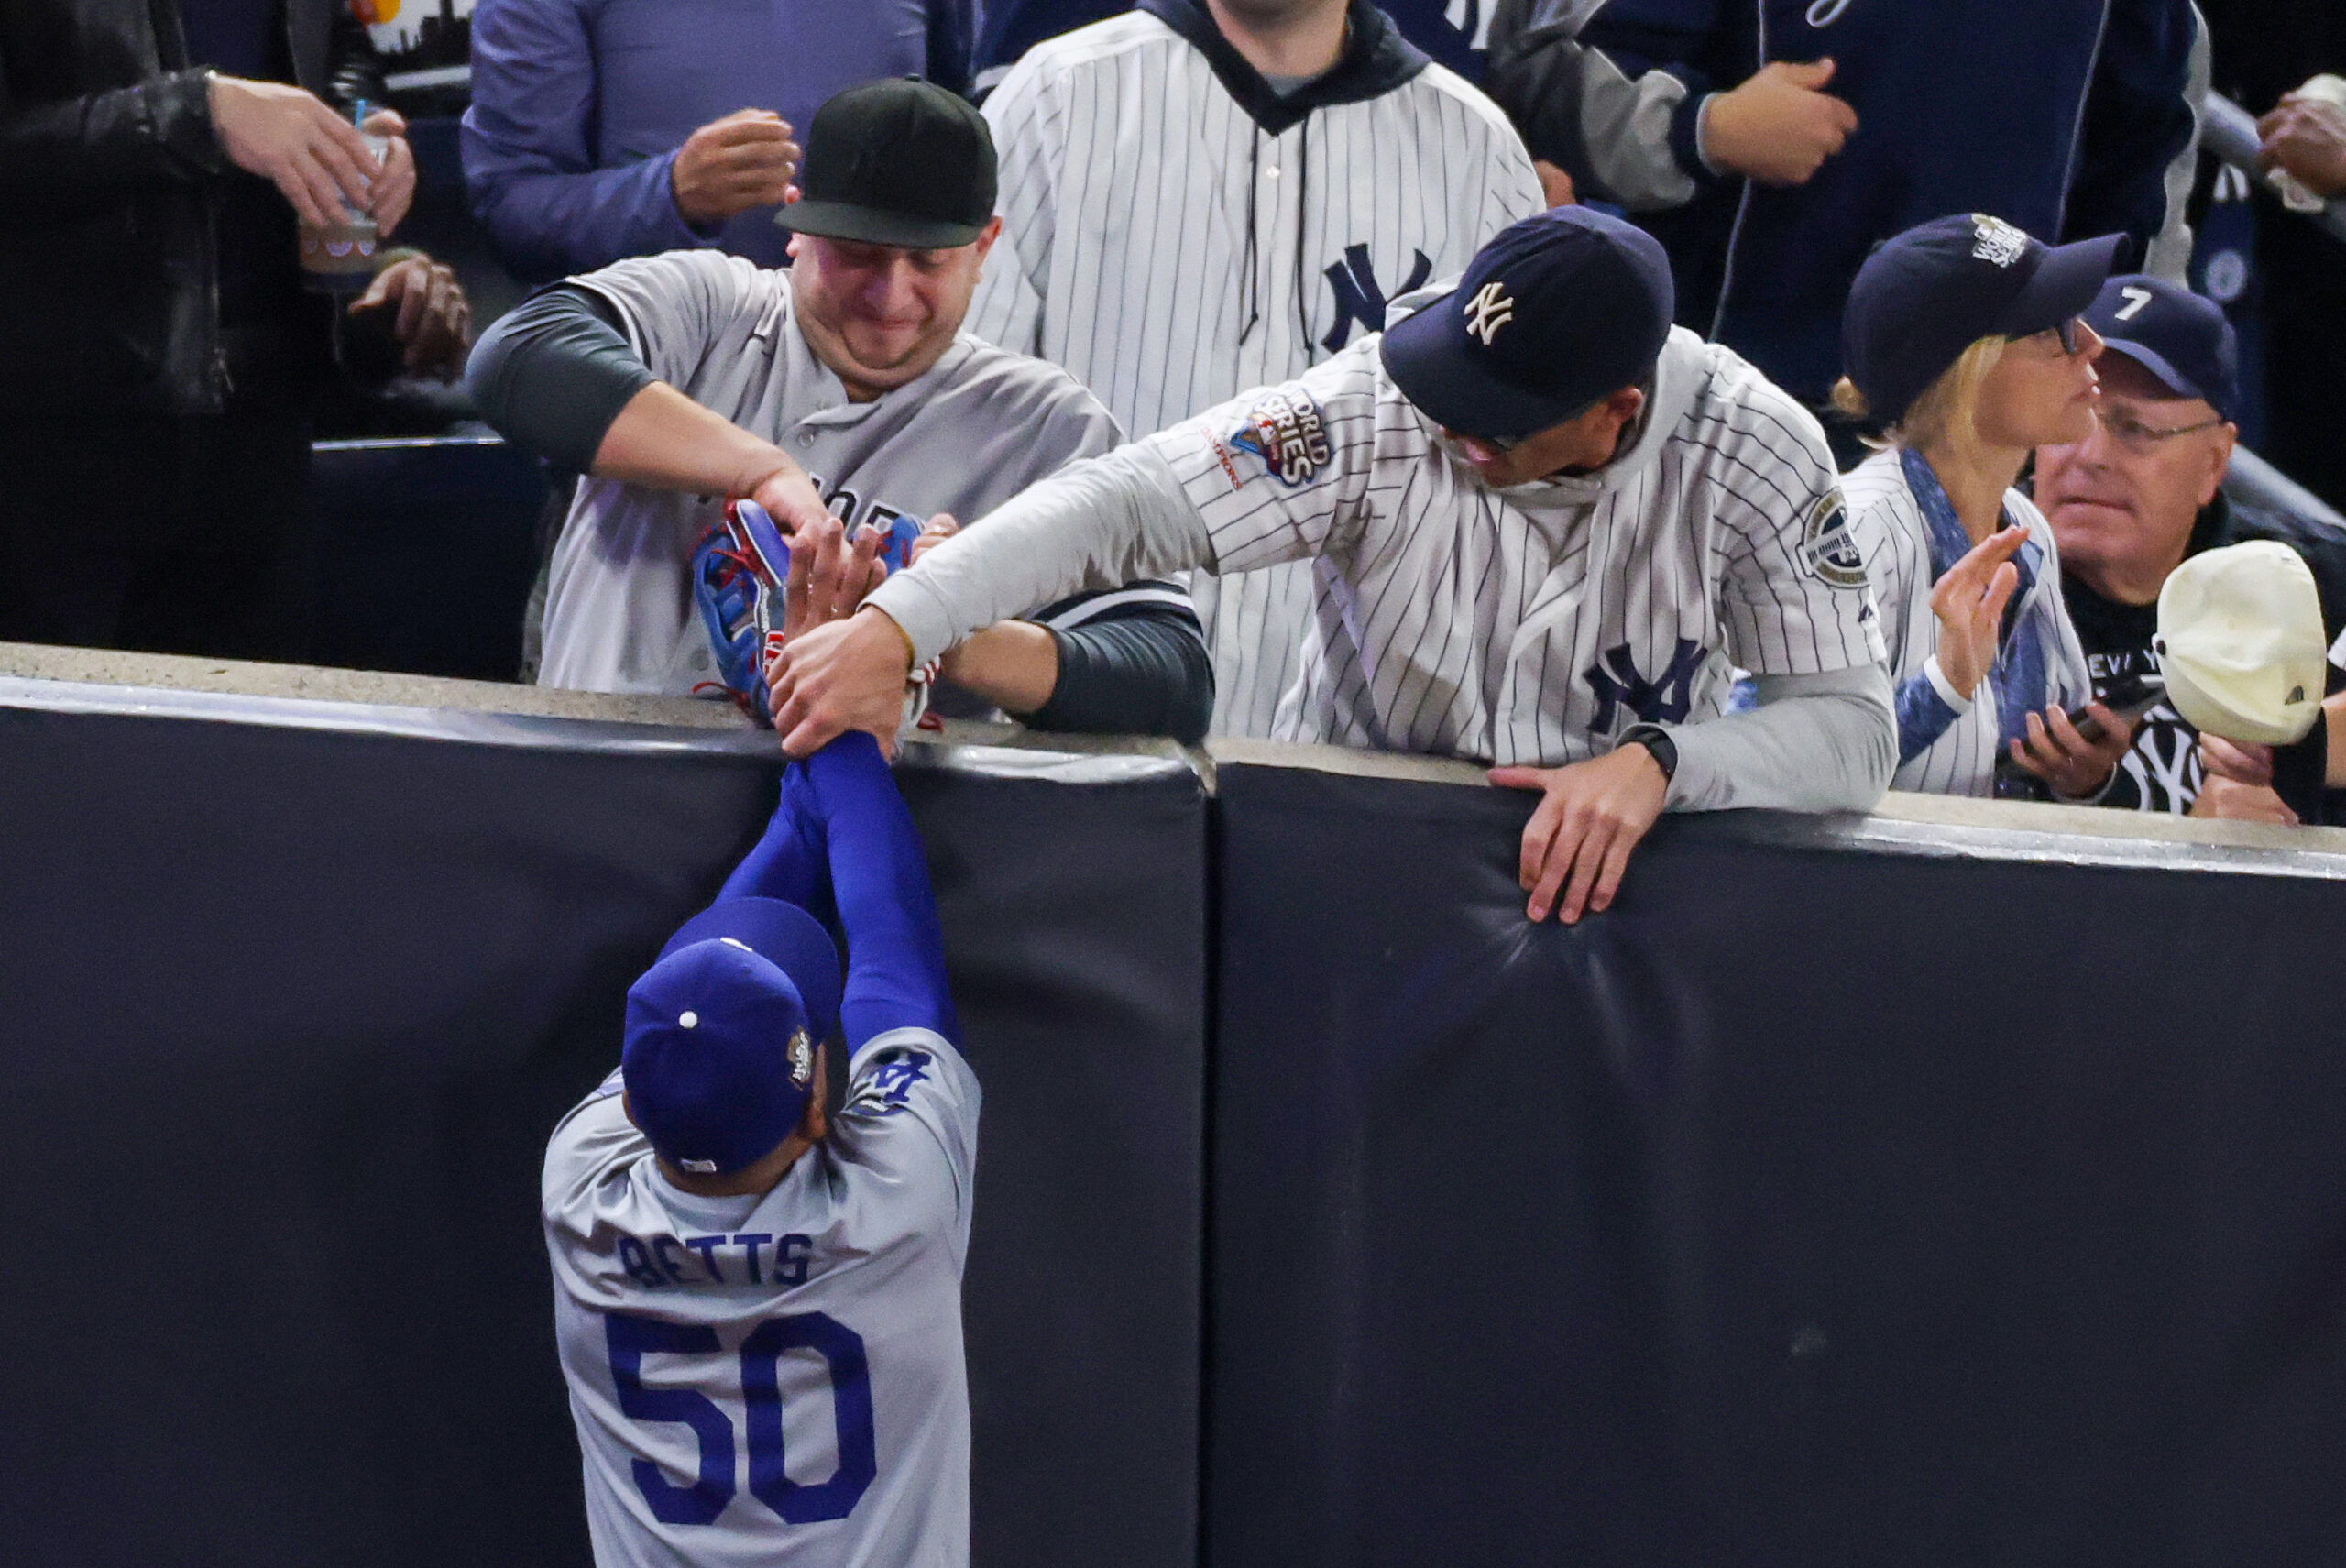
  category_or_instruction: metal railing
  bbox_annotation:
[2196,93,2346,528]
[2200,92,2346,246]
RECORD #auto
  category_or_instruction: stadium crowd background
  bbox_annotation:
[4,0,2345,830]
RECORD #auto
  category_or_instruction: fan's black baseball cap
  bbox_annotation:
[779,78,997,250]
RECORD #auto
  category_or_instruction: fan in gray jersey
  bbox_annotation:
[775,208,1897,925]
[469,79,1211,744]
[970,0,1544,738]
[544,731,976,1568]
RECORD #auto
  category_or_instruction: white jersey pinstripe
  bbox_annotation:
[1843,446,2094,797]
[1132,325,1883,765]
[969,6,1543,737]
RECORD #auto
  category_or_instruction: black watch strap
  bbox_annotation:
[1619,723,1678,782]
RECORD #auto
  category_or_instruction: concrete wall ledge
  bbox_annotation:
[8,641,2345,873]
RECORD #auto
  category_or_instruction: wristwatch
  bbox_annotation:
[1617,723,1678,783]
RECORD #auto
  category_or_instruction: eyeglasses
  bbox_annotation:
[2094,406,2227,455]
[2008,317,2084,355]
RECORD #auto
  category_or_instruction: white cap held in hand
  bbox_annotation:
[2155,540,2328,745]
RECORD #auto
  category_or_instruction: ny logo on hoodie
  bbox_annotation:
[1321,244,1434,354]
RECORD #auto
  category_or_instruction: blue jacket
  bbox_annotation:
[1488,0,2200,407]
[461,0,971,281]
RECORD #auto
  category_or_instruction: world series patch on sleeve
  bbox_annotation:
[1222,387,1334,489]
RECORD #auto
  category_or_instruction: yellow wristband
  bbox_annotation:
[872,608,917,672]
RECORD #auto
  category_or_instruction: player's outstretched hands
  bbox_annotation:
[672,109,802,226]
[1702,59,1858,187]
[2009,702,2134,798]
[1929,525,2025,700]
[780,515,888,643]
[769,608,918,759]
[1489,745,1670,925]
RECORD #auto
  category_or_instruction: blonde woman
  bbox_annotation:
[1836,214,2137,799]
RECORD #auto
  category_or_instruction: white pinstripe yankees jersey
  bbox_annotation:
[1845,446,2093,798]
[969,0,1543,738]
[1137,325,1883,765]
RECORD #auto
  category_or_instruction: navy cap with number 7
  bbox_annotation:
[2082,273,2240,422]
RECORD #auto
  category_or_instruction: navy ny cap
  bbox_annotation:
[2082,273,2240,421]
[621,897,843,1177]
[1380,206,1675,443]
[1843,214,2126,429]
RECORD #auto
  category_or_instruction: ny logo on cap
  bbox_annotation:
[1464,280,1515,345]
[1970,215,2028,268]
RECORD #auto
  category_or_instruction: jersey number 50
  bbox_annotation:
[606,1310,876,1526]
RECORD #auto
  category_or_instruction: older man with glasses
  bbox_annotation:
[2035,274,2346,822]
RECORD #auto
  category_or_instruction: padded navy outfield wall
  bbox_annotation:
[0,692,1204,1568]
[1207,762,2346,1568]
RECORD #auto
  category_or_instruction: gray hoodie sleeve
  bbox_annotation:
[1659,662,1898,813]
[1484,0,1712,212]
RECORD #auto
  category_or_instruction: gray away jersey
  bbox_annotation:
[1148,325,1885,764]
[543,248,1175,695]
[970,10,1543,737]
[1843,448,2093,798]
[543,1030,981,1568]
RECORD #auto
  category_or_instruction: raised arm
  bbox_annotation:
[798,733,959,1048]
[466,281,830,532]
[712,771,831,916]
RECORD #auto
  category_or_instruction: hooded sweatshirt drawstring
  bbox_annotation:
[1239,115,1318,362]
[1239,126,1264,346]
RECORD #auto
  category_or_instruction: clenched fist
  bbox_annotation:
[672,109,802,227]
[1702,59,1858,187]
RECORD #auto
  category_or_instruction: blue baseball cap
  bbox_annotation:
[621,897,844,1177]
[2081,273,2240,421]
[1843,214,2126,429]
[1380,206,1675,443]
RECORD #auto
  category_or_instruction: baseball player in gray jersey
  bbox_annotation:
[970,0,1544,738]
[470,80,1211,743]
[776,208,1897,925]
[544,731,976,1566]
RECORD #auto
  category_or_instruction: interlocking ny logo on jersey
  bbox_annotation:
[1229,387,1334,487]
[1464,281,1515,345]
[1584,638,1705,733]
[1970,215,2028,267]
[1322,244,1433,353]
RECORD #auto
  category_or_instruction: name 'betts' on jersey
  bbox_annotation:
[542,1029,981,1568]
[1147,320,1887,765]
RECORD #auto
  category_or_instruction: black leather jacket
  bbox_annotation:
[0,0,382,417]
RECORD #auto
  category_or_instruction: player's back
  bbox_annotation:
[542,1029,981,1568]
